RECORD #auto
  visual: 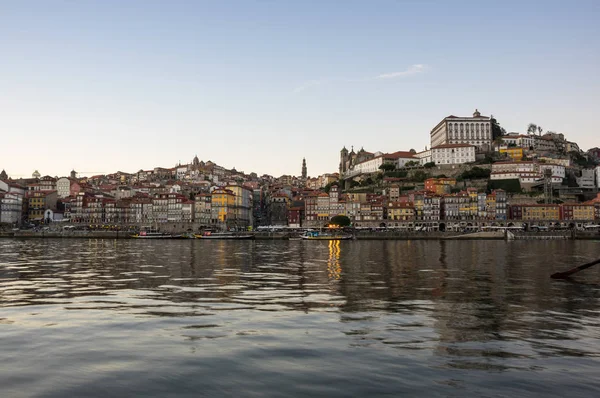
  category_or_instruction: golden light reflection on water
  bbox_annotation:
[327,240,341,280]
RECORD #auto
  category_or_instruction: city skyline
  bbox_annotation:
[2,1,599,178]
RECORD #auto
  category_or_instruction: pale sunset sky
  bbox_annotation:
[1,0,599,178]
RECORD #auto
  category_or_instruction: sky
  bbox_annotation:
[1,0,599,178]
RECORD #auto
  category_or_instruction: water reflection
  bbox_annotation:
[327,240,341,281]
[0,239,599,397]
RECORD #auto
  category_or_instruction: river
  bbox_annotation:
[0,239,599,397]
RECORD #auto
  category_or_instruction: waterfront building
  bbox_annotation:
[0,192,23,224]
[194,194,212,226]
[166,193,185,222]
[304,192,319,224]
[387,202,415,221]
[130,196,152,224]
[226,184,254,228]
[316,192,330,222]
[152,193,169,223]
[26,190,58,222]
[288,206,303,228]
[211,188,235,228]
[431,144,476,165]
[560,203,595,221]
[268,194,289,226]
[510,204,560,221]
[430,109,493,151]
[182,200,194,223]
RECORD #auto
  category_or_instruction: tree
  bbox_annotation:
[537,126,543,136]
[329,215,351,227]
[411,170,430,183]
[423,162,436,168]
[490,115,507,140]
[404,160,419,168]
[527,123,538,135]
[379,163,396,173]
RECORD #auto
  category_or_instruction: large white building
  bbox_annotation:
[431,144,476,165]
[502,133,535,149]
[415,149,432,165]
[430,109,493,151]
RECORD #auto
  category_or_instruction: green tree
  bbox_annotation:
[404,160,419,167]
[411,170,430,183]
[424,162,436,168]
[527,123,538,135]
[329,215,351,227]
[490,115,507,140]
[379,163,396,173]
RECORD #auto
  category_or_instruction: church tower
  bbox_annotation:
[301,158,307,179]
[339,146,349,174]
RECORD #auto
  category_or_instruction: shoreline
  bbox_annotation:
[1,231,598,240]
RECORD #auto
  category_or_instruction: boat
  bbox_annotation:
[301,231,353,240]
[131,231,174,239]
[194,232,255,240]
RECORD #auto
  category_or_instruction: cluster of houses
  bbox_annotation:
[3,109,600,231]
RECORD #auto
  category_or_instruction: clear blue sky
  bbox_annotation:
[2,0,599,178]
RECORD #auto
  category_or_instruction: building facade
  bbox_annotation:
[430,109,492,151]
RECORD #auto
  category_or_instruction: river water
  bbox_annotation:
[0,239,599,397]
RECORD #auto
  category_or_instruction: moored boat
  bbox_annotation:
[194,232,255,240]
[131,231,174,239]
[302,231,353,240]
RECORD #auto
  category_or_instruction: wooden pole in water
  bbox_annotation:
[551,258,600,279]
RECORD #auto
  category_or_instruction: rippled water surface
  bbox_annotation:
[1,239,600,397]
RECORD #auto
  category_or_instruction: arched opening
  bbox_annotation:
[439,222,446,232]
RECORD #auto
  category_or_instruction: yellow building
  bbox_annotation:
[521,204,560,221]
[499,147,524,161]
[387,202,415,221]
[573,205,594,221]
[211,188,235,225]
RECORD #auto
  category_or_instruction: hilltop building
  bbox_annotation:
[430,109,493,152]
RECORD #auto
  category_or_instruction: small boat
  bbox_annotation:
[131,231,174,239]
[301,231,353,240]
[194,232,255,240]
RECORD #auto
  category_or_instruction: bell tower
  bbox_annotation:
[301,158,307,179]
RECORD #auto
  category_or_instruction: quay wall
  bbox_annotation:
[2,230,598,240]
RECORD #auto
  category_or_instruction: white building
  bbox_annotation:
[415,149,432,165]
[352,156,385,174]
[0,192,23,224]
[430,109,493,151]
[577,169,596,189]
[388,151,418,168]
[56,177,71,198]
[597,166,600,189]
[431,144,476,165]
[538,163,566,179]
[502,133,535,149]
[491,161,536,174]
